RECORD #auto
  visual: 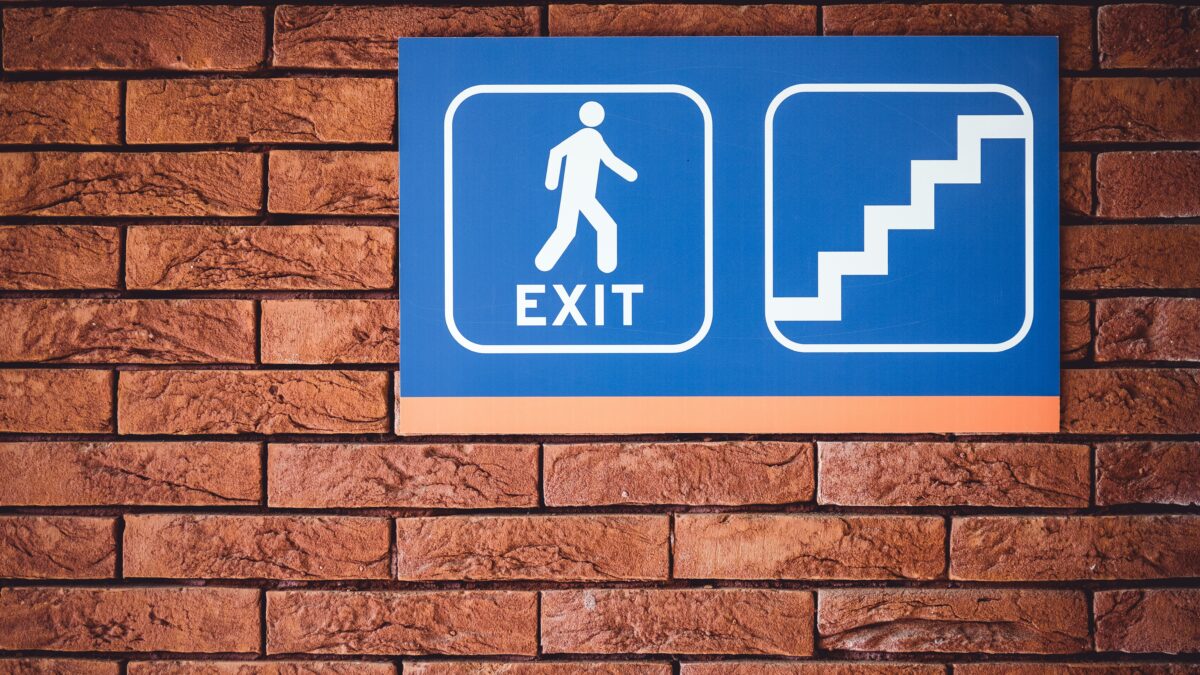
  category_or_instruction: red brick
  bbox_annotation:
[544,441,813,506]
[549,4,816,35]
[674,514,944,580]
[1097,442,1200,506]
[1060,151,1092,217]
[0,660,118,675]
[2,6,264,71]
[541,589,814,656]
[128,78,394,144]
[396,515,668,581]
[1096,297,1200,362]
[1063,368,1200,434]
[408,664,669,675]
[268,443,538,509]
[1095,589,1200,654]
[0,442,261,506]
[818,442,1089,507]
[1064,225,1200,290]
[262,300,397,364]
[958,665,1200,674]
[1099,4,1200,69]
[0,152,262,217]
[0,369,112,433]
[1062,300,1092,362]
[1097,152,1200,219]
[1064,78,1200,143]
[818,589,1089,654]
[824,4,1092,70]
[951,515,1200,580]
[129,664,395,675]
[267,590,537,656]
[0,299,255,364]
[0,81,119,144]
[682,665,946,675]
[0,516,115,579]
[0,587,260,652]
[0,226,119,290]
[269,151,397,215]
[273,5,540,69]
[126,225,394,291]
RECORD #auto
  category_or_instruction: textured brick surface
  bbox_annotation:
[0,81,120,144]
[1097,152,1200,218]
[550,4,817,35]
[1063,368,1200,434]
[1097,442,1200,506]
[268,151,398,215]
[407,664,670,675]
[957,666,1200,674]
[0,516,116,579]
[1060,151,1092,217]
[0,369,112,433]
[1095,589,1200,654]
[1099,4,1200,69]
[1064,225,1200,290]
[0,226,120,290]
[0,660,119,675]
[1062,300,1092,362]
[681,666,946,675]
[129,664,395,675]
[1064,78,1200,143]
[1096,297,1200,362]
[262,300,398,364]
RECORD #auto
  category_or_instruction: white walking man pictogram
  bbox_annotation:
[536,101,638,274]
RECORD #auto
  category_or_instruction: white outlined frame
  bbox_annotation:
[444,84,714,354]
[764,83,1035,353]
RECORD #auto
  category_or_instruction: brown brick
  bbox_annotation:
[544,441,813,506]
[541,589,814,656]
[0,152,262,217]
[824,4,1092,70]
[549,4,816,35]
[0,442,260,506]
[1063,368,1200,434]
[1096,589,1200,654]
[0,369,112,433]
[1097,152,1200,218]
[129,664,395,675]
[682,665,946,675]
[818,589,1089,654]
[0,516,115,579]
[1096,297,1200,362]
[0,226,119,290]
[1062,300,1092,362]
[1097,442,1200,506]
[127,225,394,291]
[0,587,259,652]
[267,590,537,655]
[951,515,1200,581]
[0,81,119,144]
[0,660,119,675]
[262,300,397,364]
[675,514,944,580]
[1099,4,1200,69]
[268,443,538,509]
[2,6,264,71]
[818,442,1089,507]
[0,299,255,364]
[1060,151,1092,217]
[273,6,539,69]
[128,78,394,144]
[408,664,669,675]
[125,514,390,580]
[958,665,1200,674]
[269,151,397,215]
[1064,78,1200,143]
[1064,225,1200,290]
[396,515,668,581]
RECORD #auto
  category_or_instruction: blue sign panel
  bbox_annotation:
[398,37,1059,434]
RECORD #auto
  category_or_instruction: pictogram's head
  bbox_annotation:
[579,101,605,127]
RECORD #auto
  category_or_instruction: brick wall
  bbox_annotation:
[0,2,1198,673]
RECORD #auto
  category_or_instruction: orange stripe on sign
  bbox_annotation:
[395,396,1060,435]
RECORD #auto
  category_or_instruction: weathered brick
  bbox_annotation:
[120,370,389,435]
[0,226,119,290]
[126,225,394,291]
[2,6,264,71]
[268,443,538,509]
[1060,151,1092,217]
[129,664,395,675]
[1099,4,1200,69]
[407,664,669,675]
[818,589,1089,654]
[262,300,397,364]
[682,665,946,675]
[544,441,813,506]
[273,5,539,69]
[0,587,260,652]
[0,81,119,144]
[0,152,262,217]
[824,4,1092,70]
[1097,442,1200,506]
[674,514,944,580]
[396,515,668,581]
[549,4,816,35]
[818,442,1089,507]
[0,369,112,433]
[541,589,814,656]
[1064,225,1200,290]
[1064,78,1200,143]
[0,516,115,579]
[1096,297,1200,362]
[0,299,255,364]
[125,514,390,580]
[269,151,397,215]
[1097,152,1200,218]
[267,590,537,655]
[958,665,1200,674]
[1063,368,1200,434]
[128,78,394,144]
[1095,589,1200,654]
[1062,300,1092,362]
[951,515,1200,580]
[0,660,119,675]
[0,442,260,506]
